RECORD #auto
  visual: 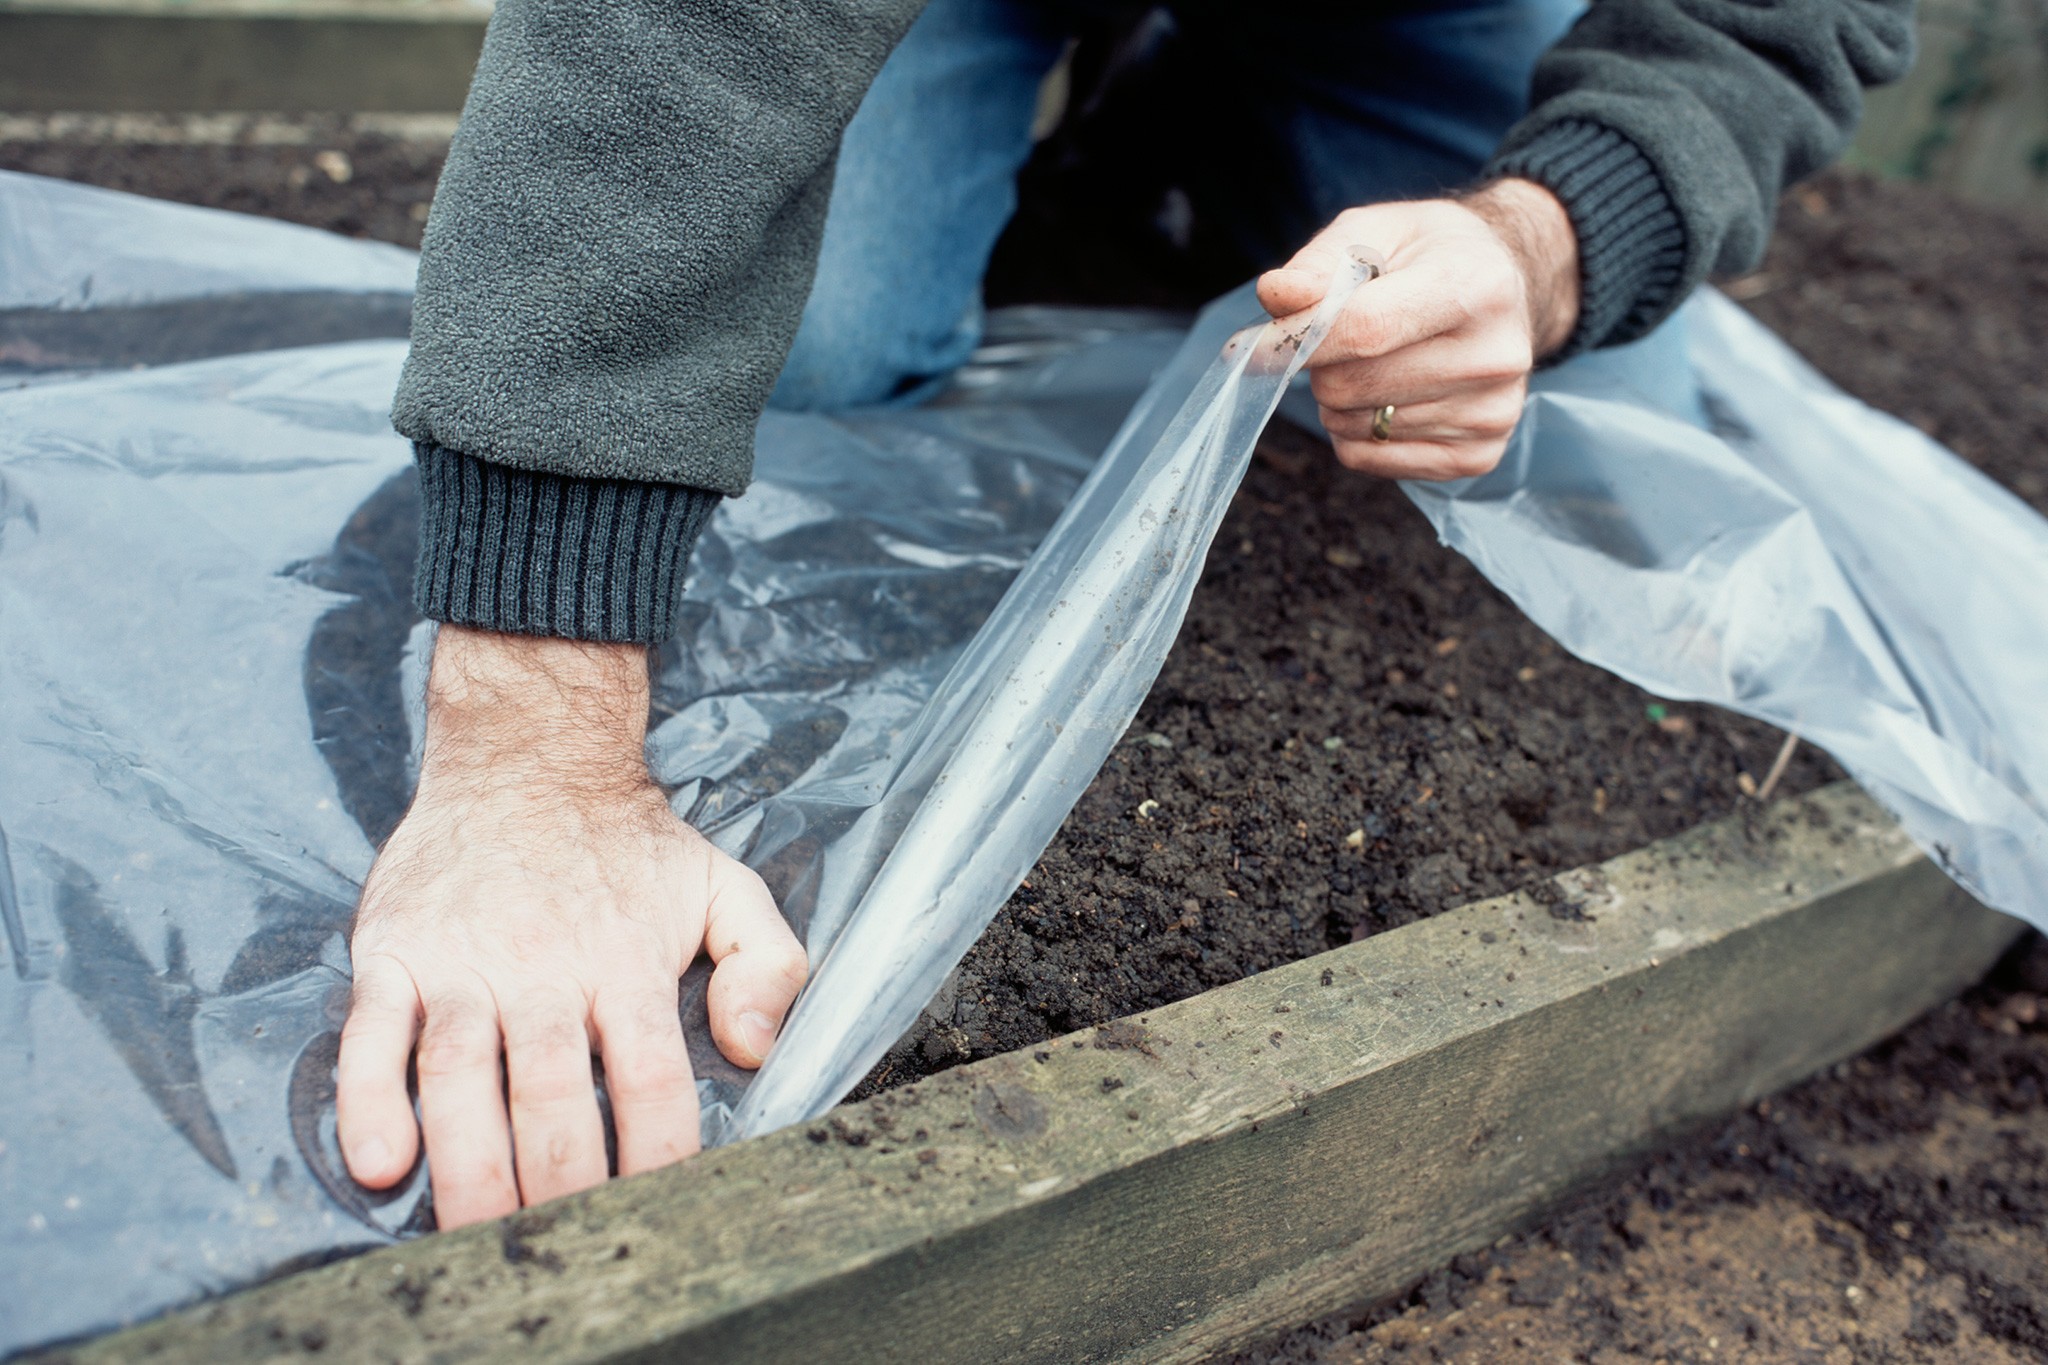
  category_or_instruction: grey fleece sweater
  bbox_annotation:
[394,0,1916,644]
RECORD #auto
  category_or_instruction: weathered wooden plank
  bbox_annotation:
[0,0,488,112]
[44,783,2021,1364]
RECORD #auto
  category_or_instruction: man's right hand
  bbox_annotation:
[334,625,808,1229]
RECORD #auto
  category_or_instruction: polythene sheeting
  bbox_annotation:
[0,174,1187,1350]
[1399,290,2048,923]
[0,169,418,308]
[730,251,1375,1136]
[3,171,2045,1355]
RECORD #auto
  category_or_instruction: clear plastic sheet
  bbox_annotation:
[1392,290,2048,925]
[0,174,1268,1352]
[0,168,417,309]
[7,169,2046,1356]
[0,168,418,384]
[730,250,1377,1136]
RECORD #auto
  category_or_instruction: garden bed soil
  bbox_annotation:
[9,130,2046,1361]
[869,419,1840,1087]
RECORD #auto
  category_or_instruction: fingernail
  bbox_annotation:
[349,1135,392,1176]
[738,1010,780,1064]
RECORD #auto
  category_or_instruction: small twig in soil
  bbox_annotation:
[1755,732,1801,803]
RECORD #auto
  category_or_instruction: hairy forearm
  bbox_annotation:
[420,626,653,793]
[1464,178,1581,361]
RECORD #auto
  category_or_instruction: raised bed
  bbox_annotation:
[44,782,2017,1364]
[6,150,2039,1361]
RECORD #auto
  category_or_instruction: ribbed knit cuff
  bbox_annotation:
[1484,120,1687,359]
[413,443,722,643]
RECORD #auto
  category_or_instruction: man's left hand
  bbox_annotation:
[1257,177,1580,481]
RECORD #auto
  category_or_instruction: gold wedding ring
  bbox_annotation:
[1371,404,1396,442]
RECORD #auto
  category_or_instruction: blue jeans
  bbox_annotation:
[771,0,1586,411]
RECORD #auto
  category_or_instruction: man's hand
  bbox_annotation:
[334,626,808,1229]
[1257,177,1580,481]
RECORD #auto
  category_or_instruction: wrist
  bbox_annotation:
[1465,177,1581,360]
[420,625,653,793]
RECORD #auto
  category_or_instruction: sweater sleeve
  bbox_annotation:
[1482,0,1917,357]
[392,0,927,642]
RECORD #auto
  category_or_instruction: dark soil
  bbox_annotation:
[13,130,2046,1361]
[861,417,1841,1086]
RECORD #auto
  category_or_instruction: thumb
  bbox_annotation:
[1258,218,1374,320]
[334,953,424,1189]
[700,856,809,1069]
[1257,261,1338,322]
